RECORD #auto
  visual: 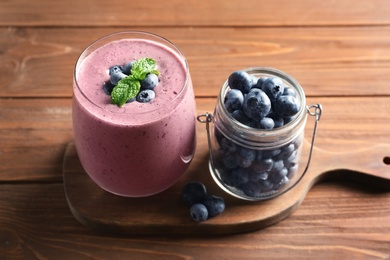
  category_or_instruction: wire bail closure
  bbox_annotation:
[197,103,323,200]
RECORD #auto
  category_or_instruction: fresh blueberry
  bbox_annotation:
[126,97,136,103]
[122,61,135,75]
[251,158,274,173]
[109,65,123,75]
[228,71,253,94]
[274,95,300,117]
[278,143,295,159]
[220,137,237,153]
[258,179,274,192]
[141,73,159,90]
[136,89,155,103]
[250,170,268,182]
[283,116,295,124]
[203,195,225,218]
[190,203,208,222]
[224,89,244,113]
[243,89,271,120]
[182,181,208,206]
[257,117,274,130]
[230,110,251,125]
[268,167,288,184]
[231,167,250,185]
[110,71,127,85]
[242,182,261,197]
[250,75,258,88]
[262,77,285,100]
[283,87,297,97]
[267,111,284,128]
[102,81,115,95]
[255,77,267,89]
[262,149,281,159]
[222,152,238,169]
[235,147,256,168]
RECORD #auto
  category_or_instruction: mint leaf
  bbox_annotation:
[111,76,141,106]
[131,58,160,80]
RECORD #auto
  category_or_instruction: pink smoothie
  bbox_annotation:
[72,33,196,197]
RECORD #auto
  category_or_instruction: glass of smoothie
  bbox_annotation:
[72,31,196,197]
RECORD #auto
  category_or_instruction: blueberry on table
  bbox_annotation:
[182,181,208,206]
[190,203,208,222]
[224,89,244,112]
[136,89,155,103]
[203,195,225,218]
[243,89,271,120]
[262,77,285,100]
[228,71,253,94]
[141,73,159,90]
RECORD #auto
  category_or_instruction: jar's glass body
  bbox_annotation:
[73,31,196,197]
[209,67,307,201]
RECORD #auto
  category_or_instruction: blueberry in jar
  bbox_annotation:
[243,88,271,120]
[228,71,253,94]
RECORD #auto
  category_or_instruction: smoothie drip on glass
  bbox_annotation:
[73,33,196,197]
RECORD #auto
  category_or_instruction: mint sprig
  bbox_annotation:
[111,58,159,106]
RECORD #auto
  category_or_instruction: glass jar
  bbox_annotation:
[199,67,321,201]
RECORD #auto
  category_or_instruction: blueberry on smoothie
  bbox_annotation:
[228,71,253,94]
[224,89,244,112]
[110,71,127,85]
[141,73,159,90]
[136,89,155,103]
[109,65,123,75]
[122,61,135,74]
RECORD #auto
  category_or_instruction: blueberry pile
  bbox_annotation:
[103,61,159,103]
[182,181,225,222]
[213,70,304,199]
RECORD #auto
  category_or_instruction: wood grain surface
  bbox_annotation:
[1,0,390,258]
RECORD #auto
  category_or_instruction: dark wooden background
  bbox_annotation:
[1,0,390,258]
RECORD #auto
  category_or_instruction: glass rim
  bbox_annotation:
[215,67,307,148]
[73,30,190,114]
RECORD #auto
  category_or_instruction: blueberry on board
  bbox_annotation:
[110,71,127,85]
[262,77,285,100]
[122,61,135,75]
[228,71,253,94]
[182,181,208,206]
[257,117,275,130]
[230,110,251,126]
[190,203,208,222]
[141,73,159,90]
[243,89,271,120]
[224,89,244,113]
[109,65,123,75]
[136,89,156,103]
[103,81,115,95]
[203,195,225,218]
[274,95,300,117]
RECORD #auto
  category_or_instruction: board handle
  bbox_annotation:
[311,144,390,190]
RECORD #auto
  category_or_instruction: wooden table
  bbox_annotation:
[1,0,390,258]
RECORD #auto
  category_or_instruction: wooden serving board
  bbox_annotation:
[63,141,390,235]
